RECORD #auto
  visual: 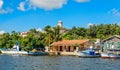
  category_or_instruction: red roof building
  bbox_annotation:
[51,40,94,52]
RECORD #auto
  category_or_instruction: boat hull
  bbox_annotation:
[101,53,110,58]
[0,50,28,55]
[101,53,120,58]
[0,50,48,56]
[78,52,100,58]
[28,52,48,56]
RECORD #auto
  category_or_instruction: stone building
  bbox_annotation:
[57,20,69,34]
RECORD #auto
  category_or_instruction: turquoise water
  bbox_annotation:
[0,54,120,70]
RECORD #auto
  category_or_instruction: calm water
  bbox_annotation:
[0,54,120,70]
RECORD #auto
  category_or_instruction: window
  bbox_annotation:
[117,42,120,48]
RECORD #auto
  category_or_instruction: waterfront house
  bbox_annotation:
[51,40,94,52]
[50,40,95,55]
[102,35,120,49]
[101,35,120,54]
[100,35,120,58]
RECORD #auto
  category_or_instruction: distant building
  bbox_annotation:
[58,20,63,27]
[57,20,69,34]
[20,32,29,37]
[94,39,101,48]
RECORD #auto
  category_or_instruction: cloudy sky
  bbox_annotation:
[0,0,120,32]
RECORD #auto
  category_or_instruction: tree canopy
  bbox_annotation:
[0,24,120,51]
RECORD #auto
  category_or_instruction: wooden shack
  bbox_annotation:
[102,35,120,49]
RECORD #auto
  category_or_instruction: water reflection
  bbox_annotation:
[0,55,120,70]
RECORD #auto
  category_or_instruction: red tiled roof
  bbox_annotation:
[51,40,89,46]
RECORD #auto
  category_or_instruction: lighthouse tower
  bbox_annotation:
[58,20,63,27]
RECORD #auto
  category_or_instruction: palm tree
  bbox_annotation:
[43,26,53,47]
[43,26,62,47]
[52,26,62,42]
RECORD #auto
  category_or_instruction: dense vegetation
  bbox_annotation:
[0,26,62,51]
[63,24,120,40]
[0,24,120,51]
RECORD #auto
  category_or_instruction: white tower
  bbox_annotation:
[58,20,63,27]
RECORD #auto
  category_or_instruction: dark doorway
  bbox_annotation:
[60,46,62,51]
[74,47,76,50]
[68,46,70,52]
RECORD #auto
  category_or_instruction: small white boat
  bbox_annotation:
[0,45,48,56]
[0,49,28,55]
[101,53,120,58]
[78,47,100,58]
[0,45,28,55]
[101,49,120,58]
[101,53,109,58]
[109,54,120,58]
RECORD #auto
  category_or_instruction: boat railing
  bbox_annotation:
[107,49,120,51]
[0,48,19,51]
[106,49,120,55]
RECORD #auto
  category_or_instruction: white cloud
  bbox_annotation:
[75,0,90,3]
[0,0,3,9]
[0,0,13,14]
[109,8,120,17]
[17,0,36,11]
[18,0,93,11]
[0,30,5,34]
[0,8,13,14]
[29,0,67,10]
[17,2,26,11]
[36,28,44,33]
[87,23,94,27]
[0,9,7,14]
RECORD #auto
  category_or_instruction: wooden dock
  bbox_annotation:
[48,51,78,56]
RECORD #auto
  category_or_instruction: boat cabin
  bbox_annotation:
[13,45,21,51]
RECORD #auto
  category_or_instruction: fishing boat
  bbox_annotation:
[101,53,120,58]
[78,46,100,58]
[101,49,120,58]
[0,44,48,56]
[109,54,120,58]
[0,45,28,55]
[101,53,109,58]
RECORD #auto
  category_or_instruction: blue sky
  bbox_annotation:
[0,0,120,33]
